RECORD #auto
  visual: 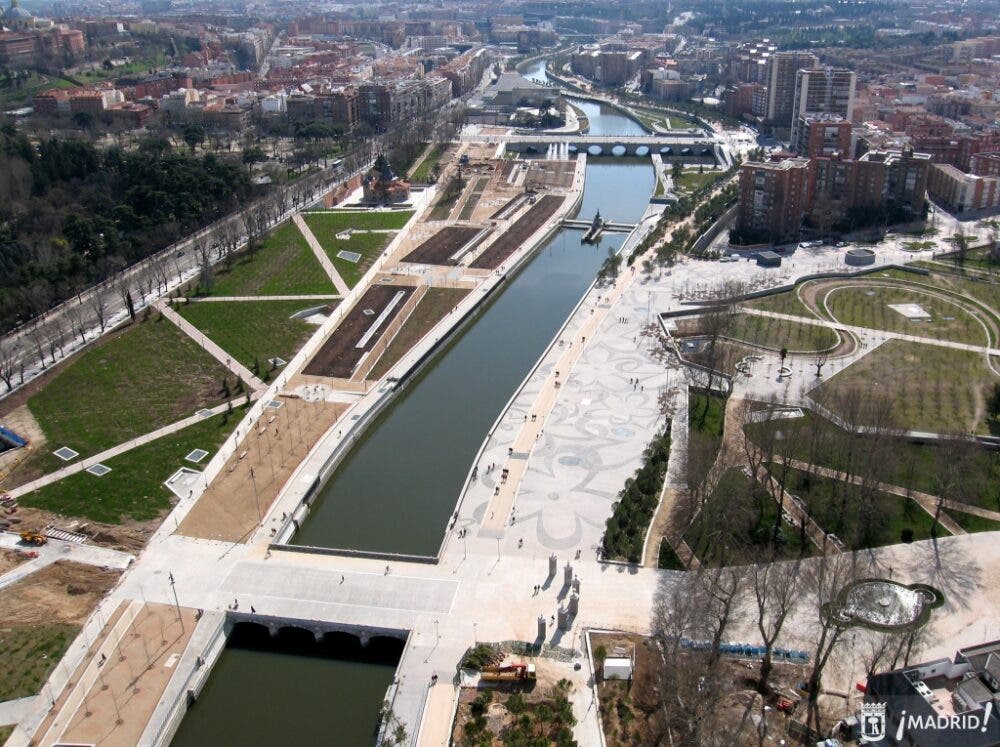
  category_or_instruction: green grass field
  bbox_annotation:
[0,624,77,701]
[303,211,414,232]
[744,409,1000,509]
[458,177,489,221]
[0,73,76,108]
[684,467,813,566]
[948,510,1000,533]
[178,300,322,373]
[302,212,414,288]
[24,317,230,468]
[208,222,334,297]
[742,288,817,317]
[726,311,839,352]
[675,170,721,194]
[822,285,989,345]
[410,144,446,182]
[778,467,946,549]
[21,411,238,523]
[368,288,469,379]
[687,392,725,494]
[811,340,998,434]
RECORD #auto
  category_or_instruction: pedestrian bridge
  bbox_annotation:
[561,219,636,232]
[491,135,720,162]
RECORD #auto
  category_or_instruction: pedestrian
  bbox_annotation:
[385,565,390,575]
[341,575,345,584]
[251,605,256,614]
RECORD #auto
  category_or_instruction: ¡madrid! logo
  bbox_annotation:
[860,701,993,744]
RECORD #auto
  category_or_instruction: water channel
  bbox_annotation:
[171,95,654,747]
[295,163,653,554]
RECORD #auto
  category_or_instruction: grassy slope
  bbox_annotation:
[21,411,238,523]
[208,222,334,297]
[25,316,230,466]
[0,624,77,701]
[178,300,320,372]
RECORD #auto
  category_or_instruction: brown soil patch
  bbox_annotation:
[177,397,347,542]
[9,505,152,554]
[0,405,44,480]
[403,226,484,265]
[470,195,564,270]
[0,561,120,627]
[303,284,415,378]
[591,632,815,746]
[0,548,27,574]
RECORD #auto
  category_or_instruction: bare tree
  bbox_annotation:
[803,551,864,731]
[27,322,48,369]
[0,340,17,391]
[751,559,803,693]
[67,302,88,344]
[115,275,136,323]
[89,287,109,333]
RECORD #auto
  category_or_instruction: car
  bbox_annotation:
[836,241,849,248]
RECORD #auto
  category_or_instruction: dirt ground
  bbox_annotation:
[177,396,347,542]
[303,284,415,378]
[591,632,816,746]
[0,405,45,483]
[8,505,153,553]
[403,226,484,265]
[0,560,120,627]
[0,547,27,574]
[470,195,565,270]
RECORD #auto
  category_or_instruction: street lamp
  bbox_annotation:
[168,572,184,634]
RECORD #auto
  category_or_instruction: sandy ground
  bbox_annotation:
[0,561,120,627]
[177,397,347,542]
[0,548,27,575]
[10,506,152,554]
[0,405,46,488]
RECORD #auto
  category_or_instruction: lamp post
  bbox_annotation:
[168,572,184,634]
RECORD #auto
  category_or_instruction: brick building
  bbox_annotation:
[793,113,852,158]
[736,156,812,243]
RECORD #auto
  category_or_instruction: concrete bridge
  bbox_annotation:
[561,219,636,232]
[499,136,720,162]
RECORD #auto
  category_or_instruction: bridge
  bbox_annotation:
[561,219,636,232]
[464,133,721,161]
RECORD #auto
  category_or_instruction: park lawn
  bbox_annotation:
[410,144,446,182]
[0,725,11,744]
[687,392,726,494]
[430,182,466,221]
[0,624,78,701]
[777,467,946,549]
[23,316,230,472]
[742,288,817,318]
[177,300,322,373]
[685,468,813,566]
[20,411,239,523]
[208,222,335,297]
[726,311,838,352]
[823,284,989,345]
[744,408,1000,511]
[947,510,1000,533]
[367,288,469,379]
[675,170,720,194]
[303,210,414,233]
[810,339,999,434]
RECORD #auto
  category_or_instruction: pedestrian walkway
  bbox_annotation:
[292,213,351,296]
[0,697,36,729]
[156,300,266,391]
[3,398,248,500]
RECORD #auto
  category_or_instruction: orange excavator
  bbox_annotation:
[480,663,537,683]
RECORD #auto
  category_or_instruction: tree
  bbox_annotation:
[671,160,683,181]
[0,339,16,391]
[89,288,109,333]
[183,124,206,153]
[751,559,803,693]
[72,110,94,130]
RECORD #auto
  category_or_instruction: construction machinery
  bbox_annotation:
[18,530,47,546]
[480,663,536,683]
